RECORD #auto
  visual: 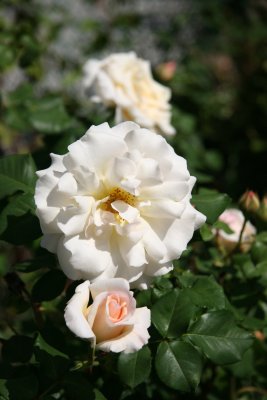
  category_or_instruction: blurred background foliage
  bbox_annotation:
[0,0,267,197]
[1,0,266,196]
[0,0,267,399]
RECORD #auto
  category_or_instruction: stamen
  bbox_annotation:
[101,187,137,215]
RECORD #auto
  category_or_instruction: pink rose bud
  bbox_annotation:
[239,190,260,213]
[254,330,265,341]
[156,61,177,81]
[216,208,256,253]
[64,278,150,353]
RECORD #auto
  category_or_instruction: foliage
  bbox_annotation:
[0,1,267,399]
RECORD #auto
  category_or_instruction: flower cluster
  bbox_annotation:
[34,53,207,354]
[35,121,205,352]
[83,52,175,136]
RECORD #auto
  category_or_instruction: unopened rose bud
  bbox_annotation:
[258,195,267,221]
[239,190,260,213]
[156,61,176,81]
[254,330,265,341]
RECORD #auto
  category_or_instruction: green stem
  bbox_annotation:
[22,287,44,330]
[222,216,248,263]
[88,341,96,373]
[235,216,247,253]
[37,381,60,400]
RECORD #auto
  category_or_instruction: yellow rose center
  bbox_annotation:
[101,187,137,218]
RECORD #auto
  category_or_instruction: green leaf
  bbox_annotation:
[176,271,197,288]
[251,241,267,263]
[35,334,68,359]
[28,98,73,134]
[256,232,267,243]
[213,220,234,234]
[5,107,31,131]
[227,348,254,379]
[0,253,9,277]
[0,44,14,69]
[0,212,41,244]
[63,372,94,400]
[118,346,151,388]
[0,380,9,400]
[247,261,267,286]
[187,275,226,310]
[31,269,66,302]
[186,310,253,364]
[136,288,153,308]
[0,193,35,234]
[153,276,173,290]
[2,335,34,363]
[14,253,57,273]
[94,389,107,400]
[6,370,38,400]
[34,335,69,381]
[152,289,196,338]
[5,84,33,106]
[155,341,202,391]
[204,150,223,172]
[192,190,231,224]
[0,154,36,199]
[200,223,214,241]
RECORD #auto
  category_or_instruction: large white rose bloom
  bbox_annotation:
[35,121,205,288]
[83,52,175,136]
[64,278,150,353]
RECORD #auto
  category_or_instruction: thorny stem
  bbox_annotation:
[88,342,96,374]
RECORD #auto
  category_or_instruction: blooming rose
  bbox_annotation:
[64,278,150,353]
[216,208,256,253]
[83,52,175,136]
[35,121,205,288]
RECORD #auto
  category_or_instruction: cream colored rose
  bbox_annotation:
[64,278,150,353]
[216,208,256,253]
[34,122,205,289]
[83,52,175,136]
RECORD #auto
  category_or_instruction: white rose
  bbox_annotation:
[83,52,175,136]
[34,121,205,288]
[64,278,150,353]
[216,208,256,253]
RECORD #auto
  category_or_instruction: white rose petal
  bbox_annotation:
[83,52,176,136]
[64,279,151,353]
[35,122,206,288]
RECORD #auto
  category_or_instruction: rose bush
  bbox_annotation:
[34,121,205,288]
[83,52,175,136]
[216,208,256,253]
[64,278,150,353]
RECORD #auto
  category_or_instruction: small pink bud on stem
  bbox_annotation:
[239,190,260,213]
[156,61,177,81]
